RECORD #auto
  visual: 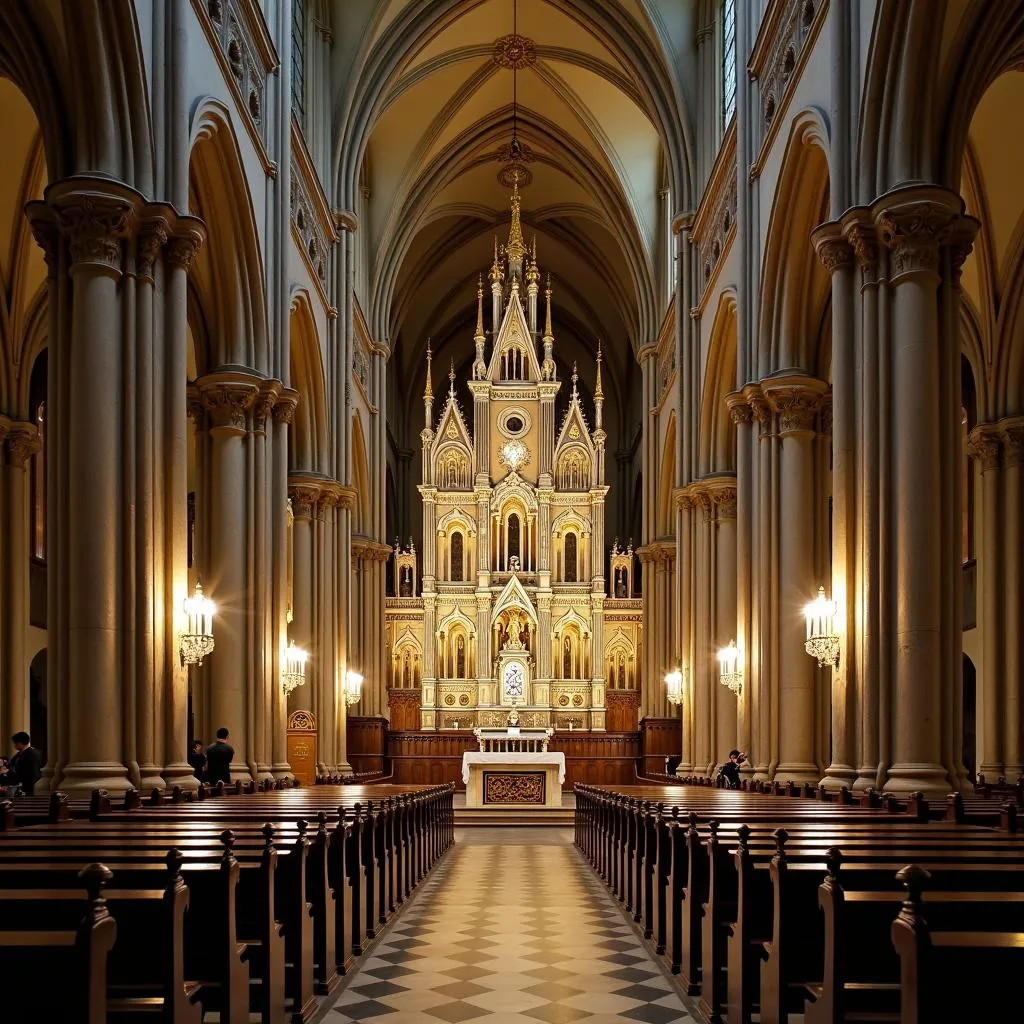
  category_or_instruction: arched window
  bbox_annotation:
[564,532,578,582]
[507,513,521,563]
[450,531,464,582]
[722,0,737,126]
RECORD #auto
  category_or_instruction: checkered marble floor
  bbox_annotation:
[329,828,697,1024]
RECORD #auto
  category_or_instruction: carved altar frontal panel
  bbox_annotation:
[483,771,546,804]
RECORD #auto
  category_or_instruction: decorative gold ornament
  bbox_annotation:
[492,33,536,69]
[499,438,530,471]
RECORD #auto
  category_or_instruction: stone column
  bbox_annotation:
[161,224,206,790]
[812,226,859,789]
[712,483,739,759]
[44,181,139,792]
[198,369,261,786]
[287,477,321,715]
[727,395,755,770]
[1002,423,1024,777]
[762,375,829,784]
[2,422,40,744]
[874,189,977,795]
[271,392,299,777]
[968,425,1003,777]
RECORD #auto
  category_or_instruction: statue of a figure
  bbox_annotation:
[505,610,524,649]
[508,707,520,727]
[399,567,413,597]
[615,569,627,599]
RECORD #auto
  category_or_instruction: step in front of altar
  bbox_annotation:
[454,804,575,826]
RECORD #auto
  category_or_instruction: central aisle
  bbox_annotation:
[331,828,696,1023]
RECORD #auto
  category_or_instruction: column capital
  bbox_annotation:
[3,420,41,467]
[195,368,263,434]
[272,387,300,425]
[165,219,207,271]
[725,389,753,425]
[26,212,60,276]
[1000,417,1024,467]
[253,378,281,432]
[741,383,772,430]
[41,179,143,275]
[705,475,738,520]
[288,479,323,520]
[137,214,170,279]
[841,211,880,284]
[336,485,359,511]
[810,222,854,273]
[967,423,1002,472]
[871,186,977,283]
[636,343,658,365]
[761,374,830,435]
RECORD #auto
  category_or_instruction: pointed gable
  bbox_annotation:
[491,572,538,626]
[554,385,596,492]
[486,286,543,383]
[431,391,474,490]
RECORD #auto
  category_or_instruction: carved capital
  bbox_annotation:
[873,190,964,282]
[253,379,281,432]
[811,223,853,274]
[4,421,40,467]
[843,217,879,284]
[26,209,60,276]
[196,370,263,434]
[137,216,170,279]
[1002,424,1024,468]
[726,390,753,425]
[166,220,206,271]
[52,191,135,272]
[967,425,1002,472]
[336,485,358,511]
[762,375,830,435]
[272,387,299,425]
[0,415,10,447]
[289,483,322,520]
[709,483,738,521]
[945,216,980,284]
[741,384,771,431]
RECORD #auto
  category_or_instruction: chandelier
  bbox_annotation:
[180,581,216,666]
[282,642,309,696]
[717,640,742,696]
[804,586,840,668]
[344,670,364,707]
[664,668,685,707]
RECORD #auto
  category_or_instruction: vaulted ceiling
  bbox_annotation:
[330,0,695,435]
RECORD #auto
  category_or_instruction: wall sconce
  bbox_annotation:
[664,668,685,706]
[804,586,840,668]
[180,581,216,666]
[344,669,364,707]
[717,640,742,696]
[282,642,309,696]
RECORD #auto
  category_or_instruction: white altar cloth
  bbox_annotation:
[461,751,566,784]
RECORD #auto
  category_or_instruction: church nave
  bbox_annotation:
[331,829,695,1024]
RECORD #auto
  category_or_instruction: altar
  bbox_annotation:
[461,719,564,808]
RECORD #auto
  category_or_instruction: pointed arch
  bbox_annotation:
[288,291,329,473]
[351,411,371,535]
[189,99,270,372]
[700,290,738,476]
[757,108,831,378]
[658,413,677,538]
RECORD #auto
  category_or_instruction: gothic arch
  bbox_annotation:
[351,411,371,535]
[188,99,270,372]
[700,290,738,476]
[288,291,330,473]
[757,108,831,377]
[658,413,676,538]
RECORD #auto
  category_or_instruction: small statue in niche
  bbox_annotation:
[507,706,520,727]
[508,554,521,573]
[399,566,413,597]
[615,568,627,598]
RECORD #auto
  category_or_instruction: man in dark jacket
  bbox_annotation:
[188,740,206,782]
[205,728,234,785]
[718,749,746,789]
[4,732,42,795]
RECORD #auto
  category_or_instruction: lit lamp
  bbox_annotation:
[664,669,684,706]
[180,581,216,666]
[717,640,742,695]
[804,586,840,668]
[344,670,364,708]
[282,642,309,696]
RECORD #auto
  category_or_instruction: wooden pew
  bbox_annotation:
[0,863,117,1024]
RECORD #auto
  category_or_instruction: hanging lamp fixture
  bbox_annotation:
[494,0,536,187]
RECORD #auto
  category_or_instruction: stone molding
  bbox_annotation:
[725,390,753,425]
[636,540,676,565]
[353,536,393,562]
